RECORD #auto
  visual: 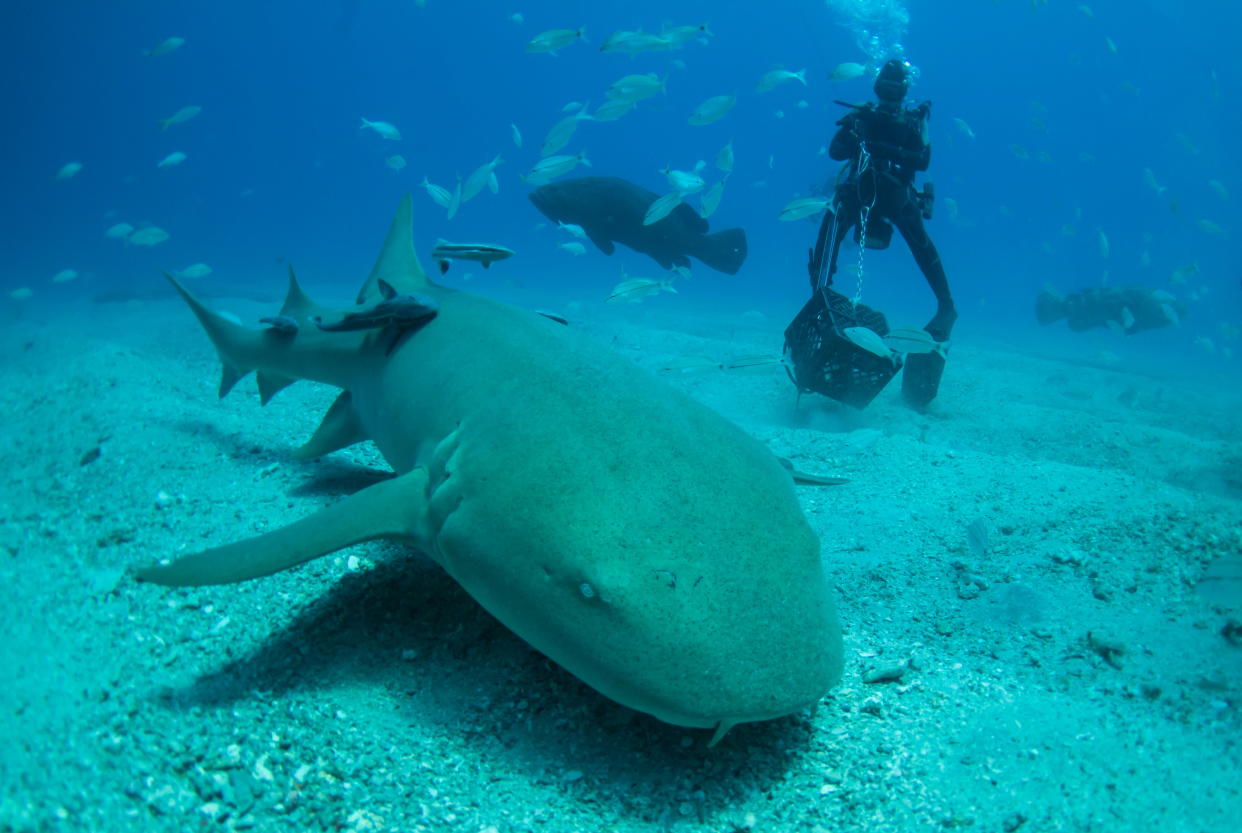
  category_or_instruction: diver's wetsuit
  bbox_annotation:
[808,102,957,341]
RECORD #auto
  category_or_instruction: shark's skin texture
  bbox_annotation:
[135,196,842,740]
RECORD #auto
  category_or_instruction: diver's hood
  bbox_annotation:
[874,58,910,103]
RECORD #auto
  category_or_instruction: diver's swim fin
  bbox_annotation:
[902,351,946,409]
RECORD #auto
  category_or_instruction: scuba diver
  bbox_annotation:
[1036,285,1186,334]
[794,58,956,408]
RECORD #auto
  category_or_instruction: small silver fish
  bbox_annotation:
[643,192,683,226]
[421,176,453,209]
[1120,306,1136,331]
[446,178,462,220]
[607,73,666,102]
[660,23,712,46]
[129,226,170,246]
[541,105,591,157]
[699,179,727,219]
[525,27,587,54]
[600,30,673,54]
[756,68,806,92]
[145,36,185,57]
[523,151,590,185]
[607,276,677,303]
[883,327,946,355]
[688,95,736,126]
[1169,262,1199,284]
[591,99,636,122]
[161,105,202,130]
[462,154,503,202]
[359,117,401,140]
[830,62,866,81]
[1141,167,1165,195]
[779,196,830,221]
[662,161,706,194]
[841,326,893,360]
[176,263,213,279]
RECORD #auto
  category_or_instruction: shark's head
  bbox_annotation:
[562,523,840,737]
[434,389,843,741]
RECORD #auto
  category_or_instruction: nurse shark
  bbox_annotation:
[134,195,841,742]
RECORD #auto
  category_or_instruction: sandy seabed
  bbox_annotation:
[1,281,1240,833]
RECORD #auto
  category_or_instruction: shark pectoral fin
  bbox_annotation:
[133,468,429,587]
[293,391,368,459]
[257,371,297,405]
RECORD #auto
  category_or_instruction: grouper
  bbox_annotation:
[135,195,841,742]
[529,175,748,275]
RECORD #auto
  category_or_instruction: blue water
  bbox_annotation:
[4,0,1239,368]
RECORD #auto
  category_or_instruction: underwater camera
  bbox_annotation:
[783,288,899,409]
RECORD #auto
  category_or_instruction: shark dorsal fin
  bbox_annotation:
[356,194,429,305]
[280,265,319,318]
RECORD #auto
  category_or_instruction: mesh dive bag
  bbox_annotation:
[783,288,899,409]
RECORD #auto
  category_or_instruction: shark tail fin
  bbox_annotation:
[694,227,748,275]
[163,272,257,397]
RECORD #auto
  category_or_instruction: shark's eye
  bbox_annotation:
[579,582,596,599]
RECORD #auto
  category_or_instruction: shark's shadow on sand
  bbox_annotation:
[153,464,817,804]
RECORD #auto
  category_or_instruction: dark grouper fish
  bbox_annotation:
[529,176,748,274]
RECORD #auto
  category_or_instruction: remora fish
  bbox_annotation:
[132,195,841,744]
[430,239,515,273]
[529,176,748,274]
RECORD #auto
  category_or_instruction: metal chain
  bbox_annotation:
[852,143,874,307]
